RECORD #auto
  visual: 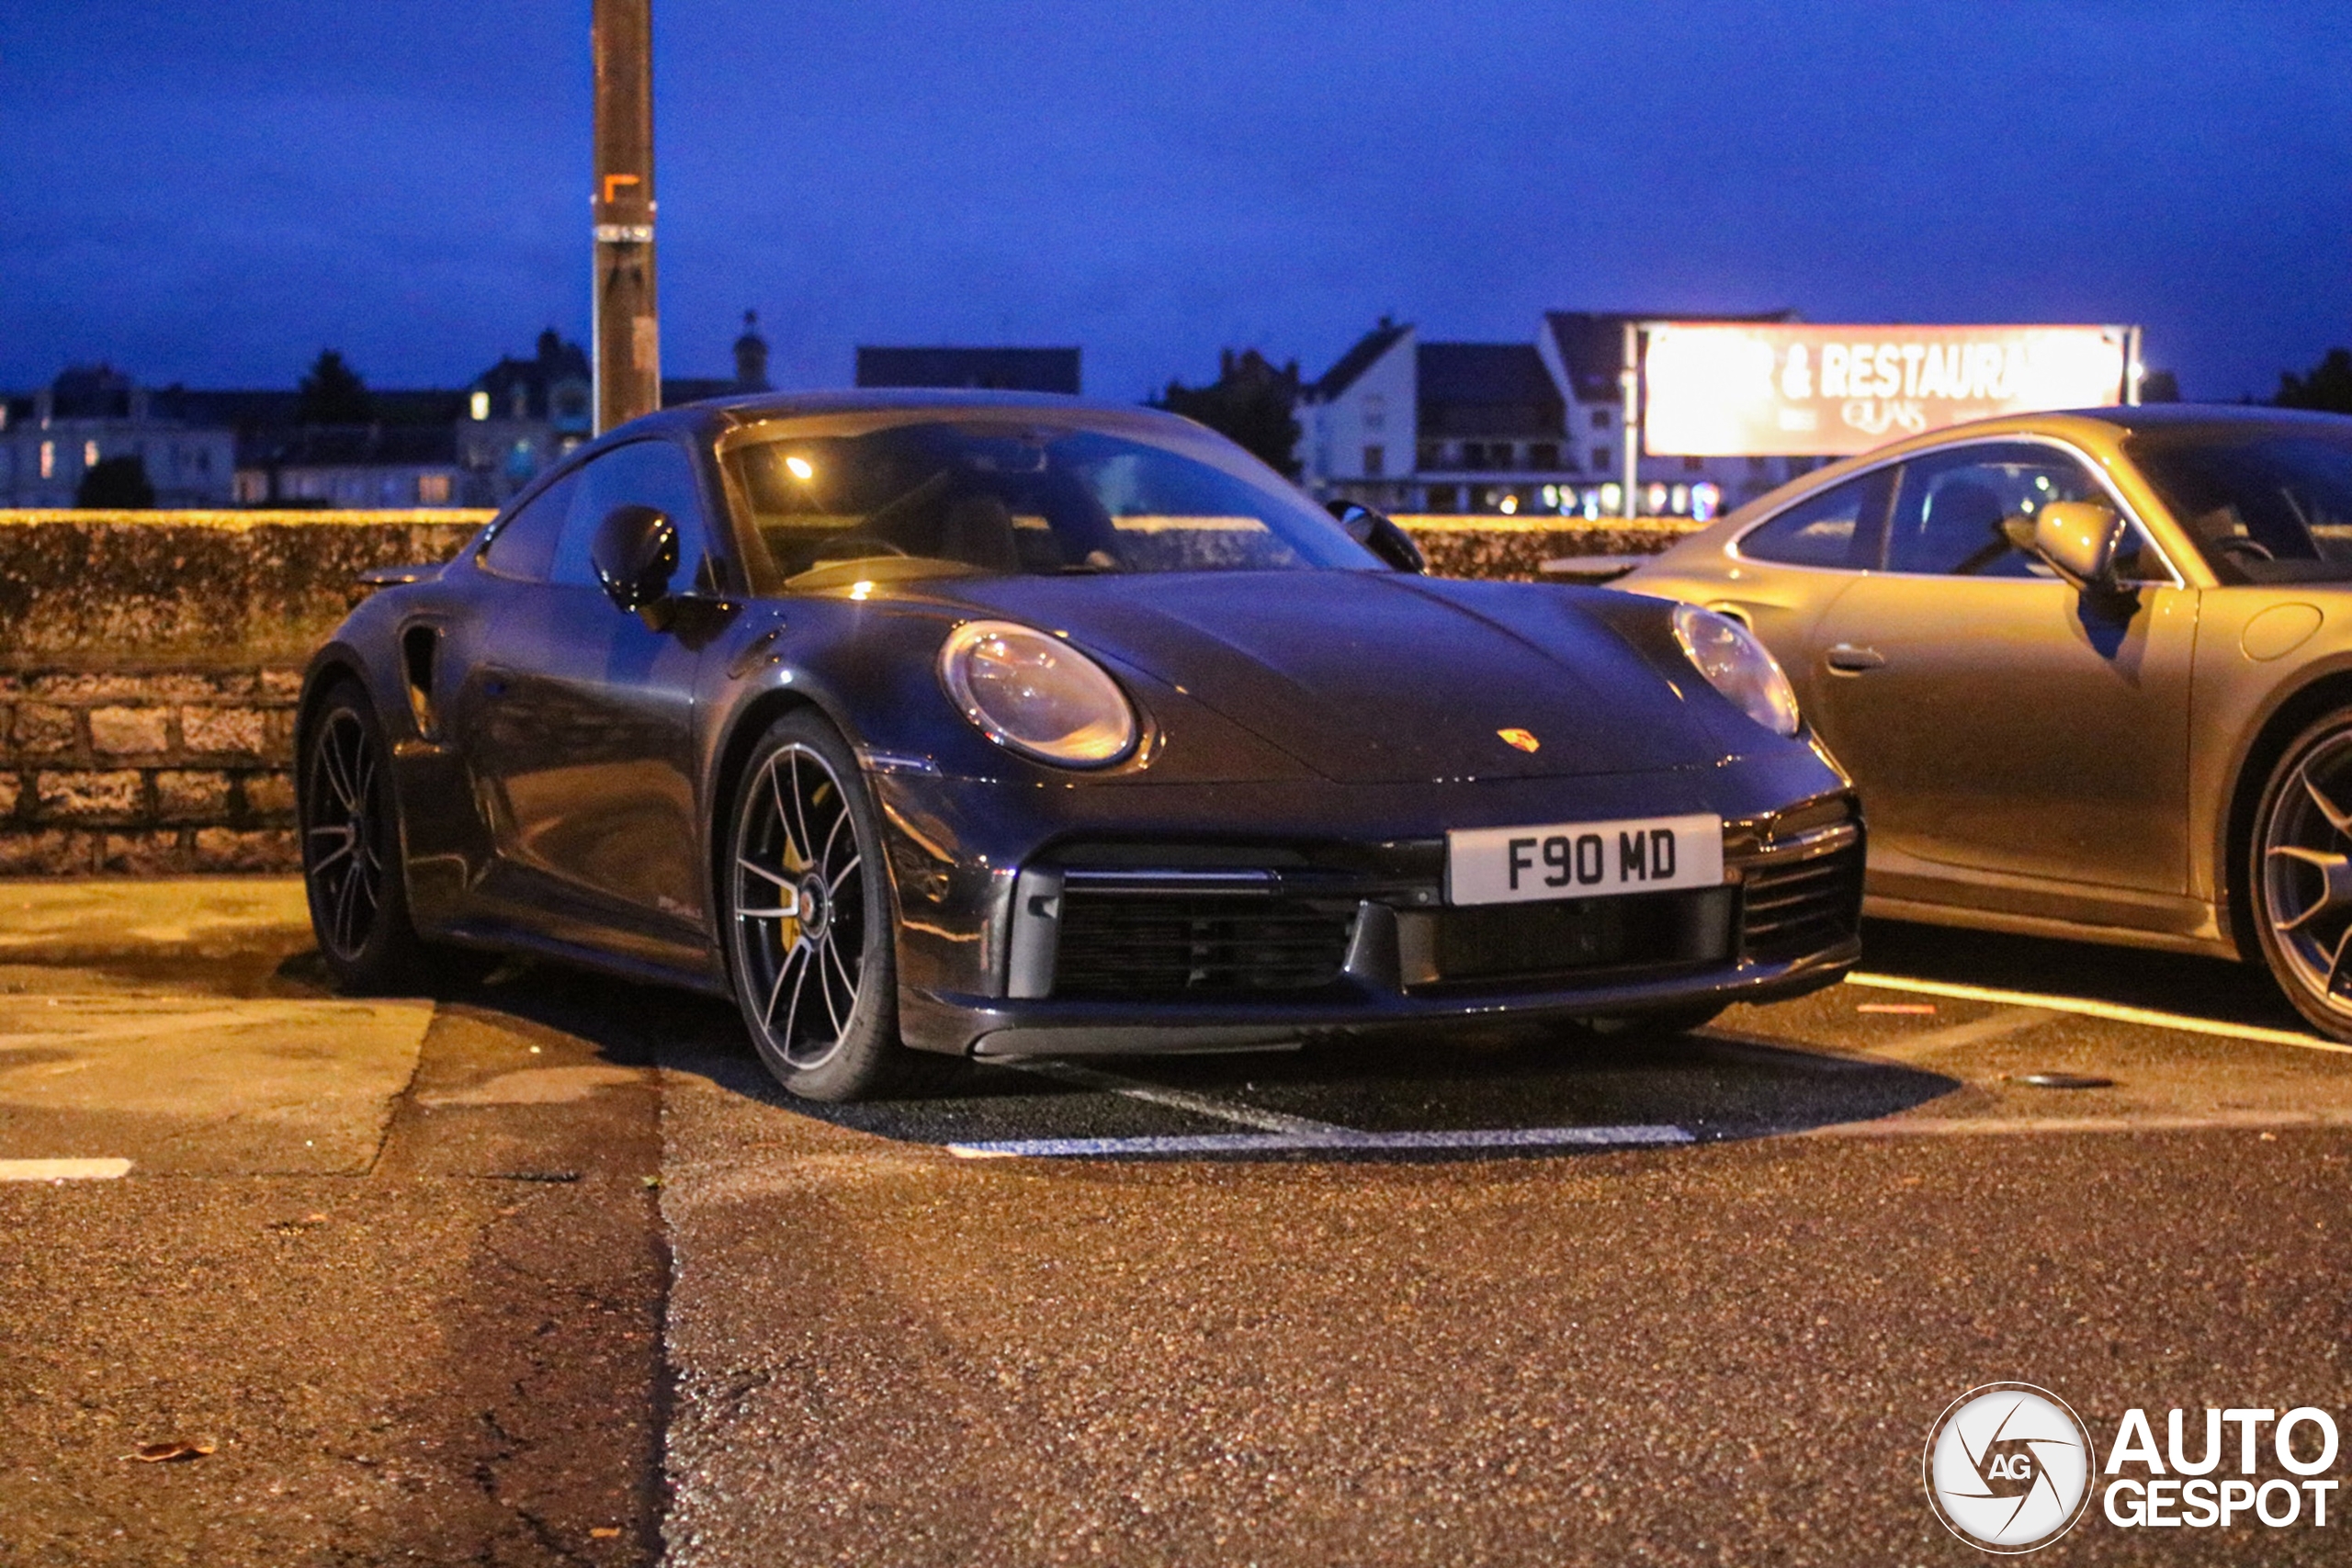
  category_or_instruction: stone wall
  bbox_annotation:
[0,511,489,875]
[1395,515,1705,581]
[0,668,309,874]
[0,507,1700,876]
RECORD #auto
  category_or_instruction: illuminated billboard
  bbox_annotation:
[1642,322,2132,457]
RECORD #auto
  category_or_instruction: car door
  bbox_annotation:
[453,438,720,959]
[1700,466,1901,725]
[1805,438,2197,904]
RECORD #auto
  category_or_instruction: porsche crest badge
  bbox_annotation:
[1497,728,1541,753]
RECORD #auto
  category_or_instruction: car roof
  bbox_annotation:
[2073,401,2352,438]
[1709,403,2352,536]
[546,388,1215,484]
[694,387,1159,426]
[585,387,1212,454]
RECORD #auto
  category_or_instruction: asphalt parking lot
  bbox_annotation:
[5,881,2352,1565]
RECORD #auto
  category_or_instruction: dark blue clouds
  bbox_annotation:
[2,1,2345,400]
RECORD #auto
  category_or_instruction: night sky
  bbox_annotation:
[3,1,2345,403]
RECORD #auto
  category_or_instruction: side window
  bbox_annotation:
[1884,443,2167,581]
[550,440,716,591]
[1738,470,1891,570]
[477,473,579,581]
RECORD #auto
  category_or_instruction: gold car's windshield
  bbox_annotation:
[724,416,1379,587]
[2130,423,2352,583]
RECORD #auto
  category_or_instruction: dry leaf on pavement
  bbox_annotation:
[131,1440,215,1463]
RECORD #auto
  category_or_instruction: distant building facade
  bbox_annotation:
[457,329,594,506]
[246,425,465,508]
[197,385,465,508]
[1299,311,1815,518]
[855,346,1080,396]
[0,367,236,507]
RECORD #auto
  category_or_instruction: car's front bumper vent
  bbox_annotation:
[1410,886,1736,988]
[1051,884,1357,999]
[1736,823,1865,964]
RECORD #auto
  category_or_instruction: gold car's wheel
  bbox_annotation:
[2254,716,2352,1037]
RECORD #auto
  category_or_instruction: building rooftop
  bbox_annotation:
[1416,343,1561,437]
[472,330,592,427]
[243,423,458,469]
[1310,320,1412,400]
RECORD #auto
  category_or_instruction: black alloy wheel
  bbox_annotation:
[300,679,425,989]
[725,712,912,1100]
[2254,709,2352,1041]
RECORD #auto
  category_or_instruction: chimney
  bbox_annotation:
[733,310,771,392]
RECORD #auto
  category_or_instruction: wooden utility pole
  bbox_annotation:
[592,0,658,434]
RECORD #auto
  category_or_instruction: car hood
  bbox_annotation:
[922,571,1721,784]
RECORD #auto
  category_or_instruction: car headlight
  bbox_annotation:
[939,620,1137,768]
[1671,604,1802,738]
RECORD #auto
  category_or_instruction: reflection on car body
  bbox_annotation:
[1619,403,2352,1040]
[300,391,1863,1100]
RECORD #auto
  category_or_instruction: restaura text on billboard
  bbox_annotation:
[1642,322,2133,457]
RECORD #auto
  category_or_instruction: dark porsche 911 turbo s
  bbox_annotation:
[298,391,1863,1100]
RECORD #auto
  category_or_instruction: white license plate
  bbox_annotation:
[1445,813,1724,906]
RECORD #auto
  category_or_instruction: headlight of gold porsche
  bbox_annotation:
[1671,604,1803,738]
[938,620,1138,768]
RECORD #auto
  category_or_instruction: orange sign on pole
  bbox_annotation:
[1641,322,2135,457]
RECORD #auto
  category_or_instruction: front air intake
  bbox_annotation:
[1052,888,1356,998]
[1738,840,1864,964]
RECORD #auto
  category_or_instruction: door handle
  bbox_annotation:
[1824,643,1886,673]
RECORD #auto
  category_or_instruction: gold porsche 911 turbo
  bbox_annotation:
[1619,404,2352,1037]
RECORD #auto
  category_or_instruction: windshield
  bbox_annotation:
[726,417,1378,585]
[2129,424,2352,582]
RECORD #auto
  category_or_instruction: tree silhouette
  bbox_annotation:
[2275,348,2352,414]
[1152,349,1302,477]
[77,455,155,508]
[298,349,373,424]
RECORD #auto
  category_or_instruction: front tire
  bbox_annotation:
[724,712,911,1100]
[300,678,427,991]
[2250,708,2352,1041]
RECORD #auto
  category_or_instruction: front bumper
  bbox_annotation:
[911,940,1860,1058]
[870,749,1863,1057]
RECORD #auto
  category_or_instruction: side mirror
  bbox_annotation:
[591,503,680,621]
[2026,500,2124,594]
[1327,501,1428,574]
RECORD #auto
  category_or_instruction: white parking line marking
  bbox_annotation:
[974,1062,1692,1159]
[1845,974,2352,1056]
[0,1157,131,1181]
[999,1060,1345,1134]
[946,1125,1694,1159]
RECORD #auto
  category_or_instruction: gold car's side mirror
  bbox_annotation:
[2025,500,2125,594]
